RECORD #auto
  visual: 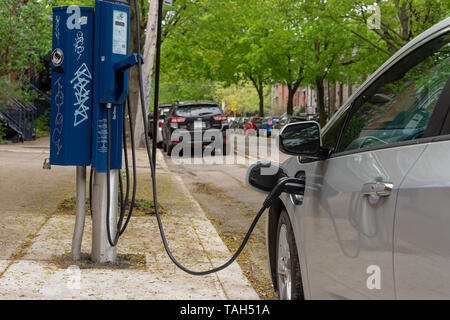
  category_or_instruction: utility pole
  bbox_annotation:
[152,0,163,166]
[133,0,160,148]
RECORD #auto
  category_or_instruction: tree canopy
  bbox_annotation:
[0,0,447,125]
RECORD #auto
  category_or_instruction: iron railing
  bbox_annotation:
[0,98,37,141]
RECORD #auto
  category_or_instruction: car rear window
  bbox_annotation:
[174,105,222,117]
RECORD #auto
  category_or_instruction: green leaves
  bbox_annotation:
[0,0,54,102]
[155,0,448,118]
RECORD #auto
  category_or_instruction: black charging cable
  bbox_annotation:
[119,95,137,235]
[132,0,305,275]
[106,97,138,246]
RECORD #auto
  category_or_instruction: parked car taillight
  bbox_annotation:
[169,117,186,124]
[158,121,164,128]
[213,115,228,121]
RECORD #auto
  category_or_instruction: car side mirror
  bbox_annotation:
[246,161,288,194]
[279,121,323,157]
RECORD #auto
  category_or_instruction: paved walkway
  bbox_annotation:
[0,138,259,299]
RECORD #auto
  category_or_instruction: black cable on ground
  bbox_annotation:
[133,0,272,275]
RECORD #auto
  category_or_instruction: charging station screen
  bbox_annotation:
[113,10,127,55]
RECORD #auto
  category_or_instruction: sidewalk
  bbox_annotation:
[0,138,259,300]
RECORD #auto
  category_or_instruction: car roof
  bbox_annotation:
[174,101,219,107]
[323,16,450,134]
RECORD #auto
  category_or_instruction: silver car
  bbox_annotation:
[155,105,171,148]
[248,18,450,299]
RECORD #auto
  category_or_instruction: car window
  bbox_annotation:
[339,33,450,152]
[322,110,348,152]
[174,105,222,117]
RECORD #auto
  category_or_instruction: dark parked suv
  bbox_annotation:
[161,101,230,156]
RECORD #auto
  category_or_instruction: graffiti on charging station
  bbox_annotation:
[52,76,64,156]
[74,31,85,61]
[71,62,92,127]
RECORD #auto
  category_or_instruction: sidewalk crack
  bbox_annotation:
[0,213,54,279]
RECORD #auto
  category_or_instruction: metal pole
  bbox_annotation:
[72,166,86,261]
[152,0,163,165]
[91,169,118,263]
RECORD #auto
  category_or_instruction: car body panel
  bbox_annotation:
[394,140,450,299]
[282,144,427,299]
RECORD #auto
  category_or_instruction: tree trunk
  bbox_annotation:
[286,85,296,116]
[329,82,336,115]
[258,87,264,117]
[133,0,159,148]
[250,76,265,117]
[316,78,326,127]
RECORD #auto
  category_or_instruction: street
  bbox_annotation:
[163,133,288,299]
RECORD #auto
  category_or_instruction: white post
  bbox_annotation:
[72,166,87,261]
[91,169,118,263]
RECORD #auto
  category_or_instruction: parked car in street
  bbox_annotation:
[148,104,171,141]
[235,117,248,133]
[256,116,279,137]
[229,118,241,131]
[162,101,230,156]
[247,18,450,300]
[243,116,264,135]
[154,105,172,148]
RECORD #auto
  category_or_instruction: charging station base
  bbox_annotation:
[91,169,119,263]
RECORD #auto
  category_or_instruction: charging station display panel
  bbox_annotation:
[92,0,130,172]
[50,7,94,166]
[113,10,128,55]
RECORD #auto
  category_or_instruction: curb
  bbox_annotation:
[156,149,260,300]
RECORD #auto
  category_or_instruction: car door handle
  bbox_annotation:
[361,181,393,197]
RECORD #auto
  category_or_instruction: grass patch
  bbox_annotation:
[55,197,165,216]
[191,182,222,195]
[50,252,147,270]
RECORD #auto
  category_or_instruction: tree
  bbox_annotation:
[266,0,359,125]
[0,0,53,103]
[161,0,275,116]
[325,0,449,55]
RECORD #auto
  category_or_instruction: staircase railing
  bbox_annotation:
[0,98,37,141]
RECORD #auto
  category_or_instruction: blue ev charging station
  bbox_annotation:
[49,0,142,263]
